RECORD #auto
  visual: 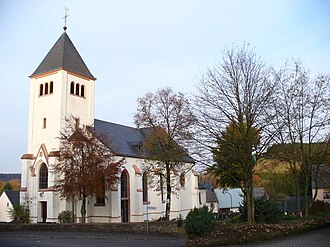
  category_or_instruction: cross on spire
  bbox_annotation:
[63,7,69,31]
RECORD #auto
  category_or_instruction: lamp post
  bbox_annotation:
[228,191,233,211]
[224,190,233,212]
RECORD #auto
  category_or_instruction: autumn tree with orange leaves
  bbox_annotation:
[54,118,124,223]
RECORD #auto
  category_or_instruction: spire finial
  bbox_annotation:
[63,7,69,31]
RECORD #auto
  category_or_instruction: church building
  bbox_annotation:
[20,27,207,223]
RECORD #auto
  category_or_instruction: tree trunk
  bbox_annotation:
[165,163,171,220]
[71,200,75,223]
[295,172,300,213]
[246,181,255,223]
[81,195,87,223]
[304,172,310,217]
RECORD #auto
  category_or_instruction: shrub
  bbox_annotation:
[240,196,282,223]
[185,206,215,237]
[8,203,31,223]
[58,210,74,223]
[310,200,330,216]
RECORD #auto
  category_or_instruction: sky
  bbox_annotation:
[0,0,329,173]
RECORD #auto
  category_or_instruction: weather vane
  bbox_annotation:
[63,7,69,31]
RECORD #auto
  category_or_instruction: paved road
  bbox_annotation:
[0,231,186,247]
[0,227,329,247]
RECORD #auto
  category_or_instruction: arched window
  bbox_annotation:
[121,169,129,198]
[81,85,85,97]
[39,84,43,96]
[75,83,80,96]
[142,172,148,203]
[39,163,48,189]
[70,82,75,94]
[45,83,49,95]
[180,173,185,187]
[49,81,53,94]
[120,169,130,222]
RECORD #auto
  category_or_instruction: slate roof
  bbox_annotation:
[4,191,20,206]
[198,182,218,203]
[30,31,95,80]
[94,119,194,163]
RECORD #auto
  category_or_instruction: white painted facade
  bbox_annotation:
[312,188,330,204]
[0,192,14,222]
[20,31,204,223]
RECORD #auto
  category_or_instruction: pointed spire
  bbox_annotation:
[30,32,95,80]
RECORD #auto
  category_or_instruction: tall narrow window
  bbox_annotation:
[49,81,53,94]
[96,178,105,206]
[45,83,49,95]
[142,172,148,203]
[81,85,85,97]
[39,84,43,96]
[180,173,185,187]
[70,82,75,94]
[75,83,80,96]
[121,169,129,198]
[120,169,130,222]
[39,163,48,189]
[43,118,47,129]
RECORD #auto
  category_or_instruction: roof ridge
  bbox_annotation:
[94,119,136,129]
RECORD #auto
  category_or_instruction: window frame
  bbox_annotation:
[49,81,54,94]
[39,84,44,96]
[39,163,48,189]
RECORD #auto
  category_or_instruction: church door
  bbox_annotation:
[41,201,47,223]
[120,169,130,222]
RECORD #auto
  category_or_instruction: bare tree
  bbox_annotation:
[53,118,124,223]
[194,44,275,223]
[134,87,196,220]
[270,61,330,216]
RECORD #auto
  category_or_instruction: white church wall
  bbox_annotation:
[28,72,64,155]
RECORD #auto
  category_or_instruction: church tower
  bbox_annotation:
[21,27,96,223]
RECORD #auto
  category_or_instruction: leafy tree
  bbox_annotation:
[212,121,260,188]
[195,44,275,222]
[134,87,196,220]
[1,182,13,193]
[270,61,330,216]
[8,179,21,191]
[54,118,124,223]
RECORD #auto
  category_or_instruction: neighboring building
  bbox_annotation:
[20,27,203,223]
[215,188,243,213]
[198,182,218,213]
[0,190,20,222]
[312,164,330,203]
[214,187,269,213]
